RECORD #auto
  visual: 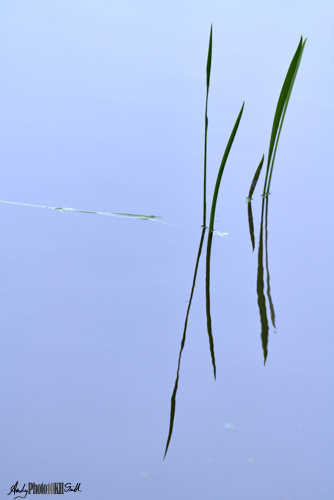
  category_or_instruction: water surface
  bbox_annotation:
[1,1,334,499]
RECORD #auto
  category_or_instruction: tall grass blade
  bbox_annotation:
[208,102,244,231]
[203,25,213,227]
[206,25,213,93]
[247,155,264,202]
[164,228,206,459]
[263,37,307,195]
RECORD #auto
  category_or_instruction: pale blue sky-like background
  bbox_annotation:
[1,1,334,499]
[0,0,332,219]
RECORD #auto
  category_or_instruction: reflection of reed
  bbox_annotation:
[247,202,255,252]
[265,199,276,330]
[205,231,216,379]
[164,228,206,459]
[256,197,276,364]
[257,198,269,363]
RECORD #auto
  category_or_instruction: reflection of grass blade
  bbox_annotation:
[247,155,264,202]
[247,201,255,252]
[164,228,206,459]
[203,25,213,228]
[263,37,306,196]
[0,200,159,220]
[257,198,269,364]
[264,198,276,329]
[208,103,244,231]
[205,231,216,379]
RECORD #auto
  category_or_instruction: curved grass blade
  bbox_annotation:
[247,154,264,202]
[203,24,213,227]
[263,37,307,195]
[208,102,244,231]
[164,228,206,459]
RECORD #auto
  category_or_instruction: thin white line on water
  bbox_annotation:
[0,199,231,238]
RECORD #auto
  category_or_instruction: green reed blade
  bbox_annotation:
[263,37,306,196]
[203,24,213,227]
[247,154,264,202]
[208,102,244,231]
[206,24,213,91]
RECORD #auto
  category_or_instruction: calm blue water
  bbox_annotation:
[1,1,334,499]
